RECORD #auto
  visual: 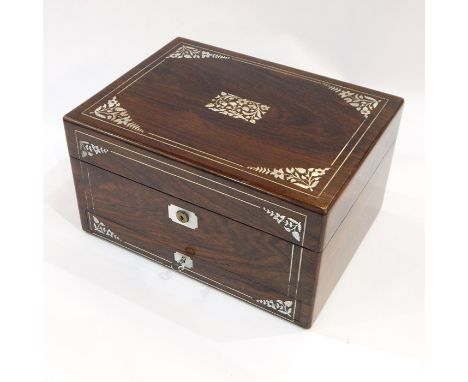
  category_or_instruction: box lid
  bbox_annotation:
[65,37,403,214]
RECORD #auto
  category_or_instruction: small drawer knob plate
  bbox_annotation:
[168,204,198,229]
[174,252,193,270]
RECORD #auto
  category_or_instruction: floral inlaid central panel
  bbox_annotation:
[205,91,270,124]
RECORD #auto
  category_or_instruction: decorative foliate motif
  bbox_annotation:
[247,167,329,192]
[167,45,229,59]
[256,299,293,317]
[91,216,120,241]
[262,207,302,242]
[322,82,380,119]
[205,92,270,124]
[79,140,109,158]
[92,96,144,132]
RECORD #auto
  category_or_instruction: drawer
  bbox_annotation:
[70,158,319,324]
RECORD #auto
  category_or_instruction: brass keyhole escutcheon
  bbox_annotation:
[176,210,189,223]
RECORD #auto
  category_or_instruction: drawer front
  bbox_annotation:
[70,158,318,326]
[65,125,324,252]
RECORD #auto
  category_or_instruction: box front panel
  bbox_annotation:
[70,158,318,327]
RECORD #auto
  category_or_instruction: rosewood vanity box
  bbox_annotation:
[64,37,403,328]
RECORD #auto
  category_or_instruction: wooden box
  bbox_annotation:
[64,37,403,328]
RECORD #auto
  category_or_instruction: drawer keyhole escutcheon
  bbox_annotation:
[174,252,193,270]
[168,204,198,229]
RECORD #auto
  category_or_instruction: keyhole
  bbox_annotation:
[176,210,189,223]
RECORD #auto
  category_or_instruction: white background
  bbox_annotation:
[10,1,468,381]
[41,0,426,381]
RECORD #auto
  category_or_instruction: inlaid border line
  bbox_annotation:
[82,103,382,199]
[86,212,254,300]
[94,154,299,300]
[85,40,386,114]
[79,41,388,198]
[124,241,170,263]
[330,118,366,167]
[83,114,250,173]
[79,161,90,211]
[175,44,389,170]
[76,128,308,317]
[84,42,185,113]
[82,142,302,316]
[181,267,295,323]
[85,200,93,231]
[112,151,262,209]
[79,41,243,169]
[117,59,168,95]
[88,213,297,313]
[87,215,296,324]
[75,130,307,233]
[73,123,254,196]
[188,42,388,99]
[317,98,390,197]
[90,229,172,269]
[85,164,95,211]
[76,137,91,212]
[81,114,251,177]
[287,245,295,297]
[76,130,307,251]
[177,44,391,190]
[292,247,304,320]
[184,269,253,299]
[80,114,337,199]
[147,131,242,167]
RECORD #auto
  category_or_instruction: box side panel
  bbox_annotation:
[64,121,324,252]
[321,107,402,249]
[312,142,396,322]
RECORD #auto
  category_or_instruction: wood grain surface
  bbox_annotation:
[65,37,403,327]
